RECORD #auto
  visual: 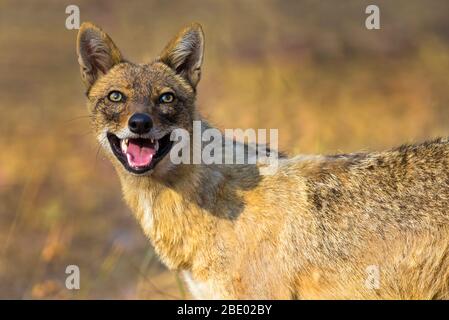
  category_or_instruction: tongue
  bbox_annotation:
[126,140,156,168]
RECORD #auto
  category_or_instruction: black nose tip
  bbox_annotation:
[128,113,153,134]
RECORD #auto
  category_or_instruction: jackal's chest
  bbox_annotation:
[129,191,154,238]
[183,271,223,299]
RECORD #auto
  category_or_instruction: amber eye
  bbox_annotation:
[108,91,124,102]
[159,92,175,104]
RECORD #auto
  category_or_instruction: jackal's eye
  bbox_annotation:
[108,91,125,102]
[158,92,175,104]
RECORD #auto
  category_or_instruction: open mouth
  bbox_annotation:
[107,132,173,174]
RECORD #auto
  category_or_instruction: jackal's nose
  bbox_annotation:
[128,113,153,134]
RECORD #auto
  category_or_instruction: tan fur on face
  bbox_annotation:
[78,23,449,299]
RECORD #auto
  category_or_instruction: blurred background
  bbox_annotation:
[0,0,448,299]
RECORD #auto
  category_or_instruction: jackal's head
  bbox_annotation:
[77,22,204,176]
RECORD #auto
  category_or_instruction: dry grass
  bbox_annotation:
[0,0,448,299]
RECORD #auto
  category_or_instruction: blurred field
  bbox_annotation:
[0,0,448,299]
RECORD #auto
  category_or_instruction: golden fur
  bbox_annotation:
[77,22,449,299]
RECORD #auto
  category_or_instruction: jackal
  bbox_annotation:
[77,22,449,299]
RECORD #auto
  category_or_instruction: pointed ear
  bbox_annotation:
[159,23,204,88]
[76,22,123,89]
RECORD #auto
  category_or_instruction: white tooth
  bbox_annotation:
[154,140,159,151]
[121,139,127,153]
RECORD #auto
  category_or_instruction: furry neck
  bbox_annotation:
[117,159,257,272]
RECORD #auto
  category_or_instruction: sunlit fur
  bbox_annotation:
[78,22,449,299]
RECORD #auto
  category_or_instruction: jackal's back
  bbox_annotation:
[300,137,449,233]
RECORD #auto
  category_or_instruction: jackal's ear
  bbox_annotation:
[159,23,204,89]
[77,22,123,89]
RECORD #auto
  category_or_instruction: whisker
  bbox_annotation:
[94,136,108,171]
